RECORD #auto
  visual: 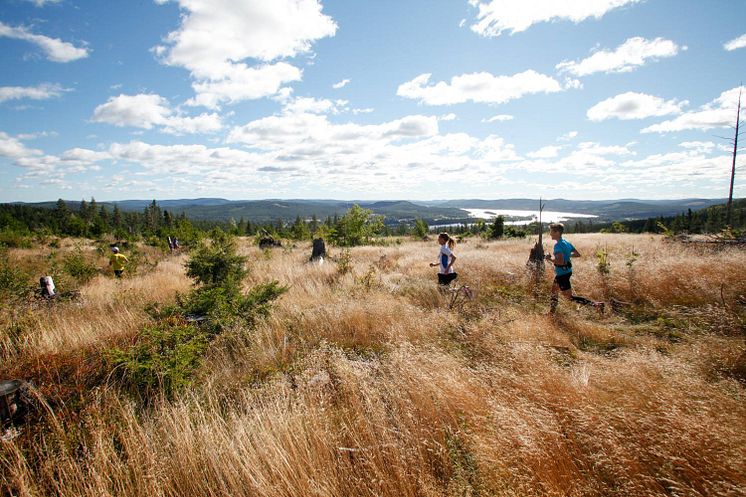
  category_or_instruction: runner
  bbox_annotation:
[545,223,604,314]
[430,232,458,286]
[109,246,129,278]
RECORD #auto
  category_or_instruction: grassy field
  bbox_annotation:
[1,233,745,496]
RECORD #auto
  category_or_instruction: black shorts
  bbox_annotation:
[438,272,458,285]
[554,273,572,291]
[114,269,124,278]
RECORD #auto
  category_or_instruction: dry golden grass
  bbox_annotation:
[1,234,745,496]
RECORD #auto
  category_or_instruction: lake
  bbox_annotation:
[462,208,598,225]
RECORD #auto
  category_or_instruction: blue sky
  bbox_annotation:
[0,0,744,202]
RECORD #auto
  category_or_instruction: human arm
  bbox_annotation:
[547,251,565,266]
[446,254,456,272]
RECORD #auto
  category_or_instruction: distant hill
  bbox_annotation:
[11,197,733,226]
[431,198,727,221]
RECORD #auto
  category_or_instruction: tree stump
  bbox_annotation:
[0,380,27,424]
[310,238,326,262]
[259,237,282,250]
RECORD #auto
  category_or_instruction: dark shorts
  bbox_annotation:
[554,273,572,291]
[438,272,458,285]
[114,269,124,278]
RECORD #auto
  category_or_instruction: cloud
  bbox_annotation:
[153,0,337,107]
[352,107,374,115]
[724,33,746,51]
[91,94,222,134]
[184,62,302,108]
[282,96,345,115]
[527,145,562,159]
[482,114,513,123]
[679,141,715,152]
[468,0,642,37]
[558,131,578,142]
[642,87,742,133]
[397,70,562,106]
[0,131,104,176]
[556,37,682,77]
[440,113,457,121]
[0,83,68,103]
[0,132,43,159]
[0,21,89,62]
[587,92,685,121]
[228,112,439,149]
[23,0,61,5]
[332,78,350,89]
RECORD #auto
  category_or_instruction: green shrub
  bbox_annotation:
[107,321,209,400]
[62,248,98,284]
[330,204,384,247]
[108,229,287,401]
[185,229,246,290]
[0,247,31,306]
[0,229,32,249]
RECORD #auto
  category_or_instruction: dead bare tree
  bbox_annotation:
[527,198,546,300]
[726,86,743,227]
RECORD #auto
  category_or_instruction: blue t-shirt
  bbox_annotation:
[553,238,574,276]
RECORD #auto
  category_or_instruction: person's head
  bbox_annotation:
[112,246,119,253]
[438,232,456,249]
[549,223,564,240]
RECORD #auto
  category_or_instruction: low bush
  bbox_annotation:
[0,247,31,306]
[62,248,98,284]
[107,321,208,400]
[108,229,287,401]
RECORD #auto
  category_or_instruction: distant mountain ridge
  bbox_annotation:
[10,197,731,225]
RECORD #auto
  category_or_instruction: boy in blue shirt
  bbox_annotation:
[545,223,604,314]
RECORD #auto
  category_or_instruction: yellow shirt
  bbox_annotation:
[109,253,129,271]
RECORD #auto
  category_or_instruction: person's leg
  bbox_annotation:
[563,277,604,313]
[550,280,560,313]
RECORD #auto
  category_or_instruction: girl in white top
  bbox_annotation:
[429,232,457,285]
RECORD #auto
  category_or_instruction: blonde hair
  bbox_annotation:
[438,232,456,250]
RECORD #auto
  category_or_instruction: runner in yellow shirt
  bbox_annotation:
[109,247,129,278]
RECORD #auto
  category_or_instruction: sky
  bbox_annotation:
[0,0,744,202]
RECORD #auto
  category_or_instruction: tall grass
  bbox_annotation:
[1,234,744,496]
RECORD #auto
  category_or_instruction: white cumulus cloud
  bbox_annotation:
[91,94,222,134]
[482,114,514,123]
[0,83,68,103]
[397,70,562,106]
[0,21,88,62]
[469,0,642,37]
[556,37,682,77]
[724,33,746,51]
[587,92,685,121]
[642,87,743,133]
[153,0,337,107]
[527,145,562,159]
[0,132,43,159]
[185,62,302,108]
[332,78,350,89]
